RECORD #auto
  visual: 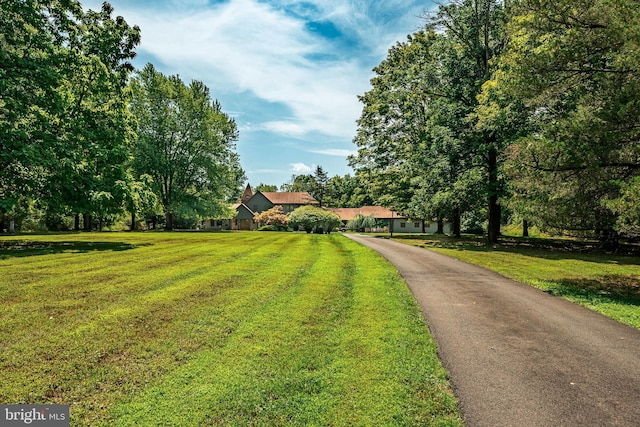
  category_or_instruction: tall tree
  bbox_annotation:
[324,174,373,208]
[430,0,507,242]
[280,174,316,193]
[312,165,329,207]
[0,0,79,214]
[0,1,140,230]
[47,2,140,228]
[491,0,640,243]
[129,64,244,230]
[351,1,506,240]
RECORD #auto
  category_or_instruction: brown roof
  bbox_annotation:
[261,192,319,205]
[327,206,404,221]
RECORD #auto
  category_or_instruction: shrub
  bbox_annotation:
[254,206,288,228]
[288,206,341,234]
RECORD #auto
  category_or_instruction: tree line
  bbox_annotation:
[0,1,244,232]
[349,0,640,245]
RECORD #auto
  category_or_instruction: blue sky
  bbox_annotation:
[82,0,434,187]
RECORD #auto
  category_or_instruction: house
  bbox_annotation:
[327,206,452,234]
[227,185,319,230]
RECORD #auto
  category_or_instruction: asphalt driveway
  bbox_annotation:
[345,234,640,426]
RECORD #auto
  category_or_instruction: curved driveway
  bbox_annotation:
[345,234,640,426]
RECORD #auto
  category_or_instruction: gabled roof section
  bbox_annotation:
[327,206,404,221]
[260,192,319,205]
[241,184,253,203]
[235,203,254,215]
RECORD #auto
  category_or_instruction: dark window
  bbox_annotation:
[400,222,406,228]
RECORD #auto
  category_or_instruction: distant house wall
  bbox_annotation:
[390,219,452,234]
[247,193,274,214]
[201,219,231,230]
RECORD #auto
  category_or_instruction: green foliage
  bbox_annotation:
[129,64,245,229]
[324,174,373,208]
[254,183,278,192]
[253,205,288,228]
[351,1,508,242]
[604,177,640,238]
[280,173,316,192]
[346,214,378,231]
[0,0,140,228]
[488,0,640,240]
[288,205,341,233]
[0,232,462,425]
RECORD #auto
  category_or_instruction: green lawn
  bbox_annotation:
[0,232,461,426]
[392,234,640,330]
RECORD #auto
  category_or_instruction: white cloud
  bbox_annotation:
[93,0,417,140]
[81,0,429,185]
[290,162,314,174]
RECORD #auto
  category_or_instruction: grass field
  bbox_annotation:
[0,232,462,426]
[392,234,640,330]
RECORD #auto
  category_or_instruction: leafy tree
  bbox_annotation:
[0,0,76,213]
[49,2,140,229]
[253,205,288,229]
[352,1,506,241]
[604,178,640,238]
[288,205,341,233]
[491,0,640,243]
[254,183,278,192]
[346,214,377,232]
[124,175,159,231]
[280,174,316,193]
[0,1,140,231]
[129,64,244,230]
[324,174,373,208]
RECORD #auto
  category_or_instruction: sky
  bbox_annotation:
[82,0,435,187]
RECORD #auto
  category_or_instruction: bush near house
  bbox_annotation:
[253,206,289,231]
[288,205,341,233]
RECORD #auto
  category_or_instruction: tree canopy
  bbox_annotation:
[129,64,245,230]
[350,0,640,244]
[1,0,140,230]
[1,2,243,232]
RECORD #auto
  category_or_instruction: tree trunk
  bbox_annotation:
[165,211,173,230]
[422,219,426,234]
[436,217,444,234]
[522,220,529,237]
[452,207,461,237]
[487,145,501,243]
[131,211,136,231]
[488,195,501,243]
[74,214,80,231]
[83,213,91,231]
[152,216,157,230]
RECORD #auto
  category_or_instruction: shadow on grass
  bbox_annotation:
[0,240,147,259]
[547,275,640,307]
[392,234,640,265]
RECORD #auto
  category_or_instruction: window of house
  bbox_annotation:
[414,222,420,228]
[400,222,406,228]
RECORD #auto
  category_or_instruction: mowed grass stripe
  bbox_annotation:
[1,234,310,409]
[0,232,462,426]
[0,233,285,330]
[110,235,461,426]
